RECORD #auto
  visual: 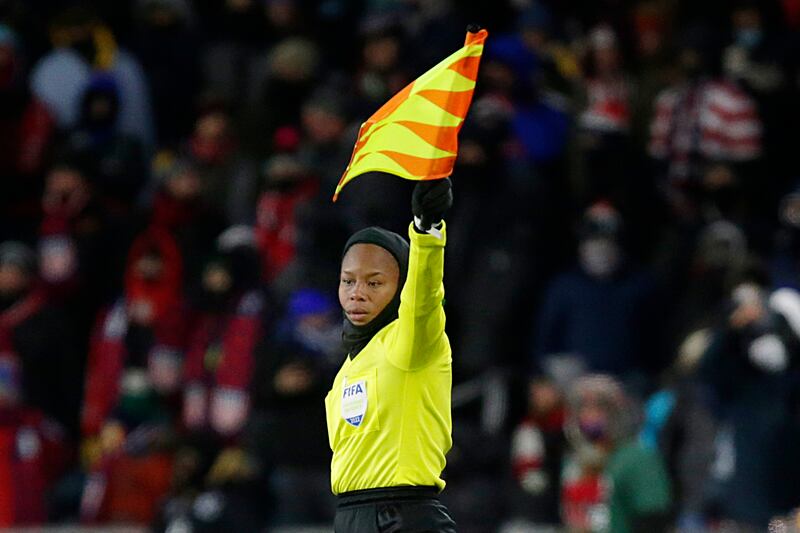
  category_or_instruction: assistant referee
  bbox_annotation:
[325,178,456,532]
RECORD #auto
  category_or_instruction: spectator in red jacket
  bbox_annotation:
[254,153,318,282]
[81,228,189,440]
[0,353,69,526]
[183,226,266,440]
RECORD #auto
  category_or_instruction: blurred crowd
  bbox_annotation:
[2,0,800,531]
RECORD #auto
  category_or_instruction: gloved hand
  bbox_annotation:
[412,177,453,232]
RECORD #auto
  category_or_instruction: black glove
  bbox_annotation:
[412,177,453,232]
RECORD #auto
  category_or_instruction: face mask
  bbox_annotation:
[736,28,762,49]
[579,238,620,278]
[579,419,608,442]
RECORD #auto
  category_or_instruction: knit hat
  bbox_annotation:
[579,202,623,241]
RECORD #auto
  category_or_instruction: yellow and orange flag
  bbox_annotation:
[333,28,489,201]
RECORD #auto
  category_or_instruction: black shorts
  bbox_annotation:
[334,486,457,533]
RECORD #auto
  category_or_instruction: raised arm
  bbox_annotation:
[387,178,452,370]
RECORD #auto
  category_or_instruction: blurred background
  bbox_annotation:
[1,0,800,531]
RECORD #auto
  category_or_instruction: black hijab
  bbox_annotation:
[341,227,409,357]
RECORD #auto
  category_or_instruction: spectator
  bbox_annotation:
[63,74,147,212]
[0,241,79,436]
[296,87,354,195]
[0,24,55,242]
[533,203,662,380]
[508,373,571,526]
[251,288,339,525]
[188,106,260,225]
[564,374,672,533]
[78,230,189,524]
[577,25,635,204]
[254,154,319,282]
[352,14,411,118]
[242,37,323,155]
[771,184,800,290]
[145,150,226,290]
[30,6,155,151]
[131,0,201,145]
[648,25,763,220]
[182,226,266,441]
[80,230,188,441]
[698,267,800,526]
[0,353,69,526]
[38,162,127,313]
[197,0,270,108]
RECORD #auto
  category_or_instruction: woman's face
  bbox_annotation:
[339,244,400,326]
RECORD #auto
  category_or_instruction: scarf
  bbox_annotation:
[340,227,409,357]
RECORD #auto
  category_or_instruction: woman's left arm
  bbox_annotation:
[388,178,452,370]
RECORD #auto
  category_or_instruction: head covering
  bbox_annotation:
[565,374,639,467]
[579,201,623,241]
[340,227,409,357]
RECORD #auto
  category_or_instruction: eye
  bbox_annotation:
[368,280,382,288]
[341,278,354,286]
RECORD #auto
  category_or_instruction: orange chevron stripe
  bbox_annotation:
[417,89,475,119]
[448,55,482,81]
[379,150,457,177]
[370,83,414,122]
[352,121,387,155]
[396,121,459,154]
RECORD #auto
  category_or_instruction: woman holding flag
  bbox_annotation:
[325,26,487,532]
[326,178,455,532]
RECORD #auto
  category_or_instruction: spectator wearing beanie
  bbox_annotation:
[182,226,267,441]
[577,25,636,203]
[563,375,671,533]
[187,107,259,226]
[79,229,190,524]
[533,203,663,381]
[144,150,226,291]
[63,74,147,212]
[30,6,155,151]
[37,162,130,334]
[254,154,319,282]
[81,229,190,441]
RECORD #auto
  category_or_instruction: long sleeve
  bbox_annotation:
[386,222,448,371]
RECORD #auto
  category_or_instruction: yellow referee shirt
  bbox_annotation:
[325,222,452,494]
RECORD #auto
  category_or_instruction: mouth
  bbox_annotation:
[346,310,370,322]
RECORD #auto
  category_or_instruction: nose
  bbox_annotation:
[349,282,367,301]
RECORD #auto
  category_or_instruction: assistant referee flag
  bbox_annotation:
[332,27,488,201]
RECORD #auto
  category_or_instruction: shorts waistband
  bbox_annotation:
[336,486,439,507]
